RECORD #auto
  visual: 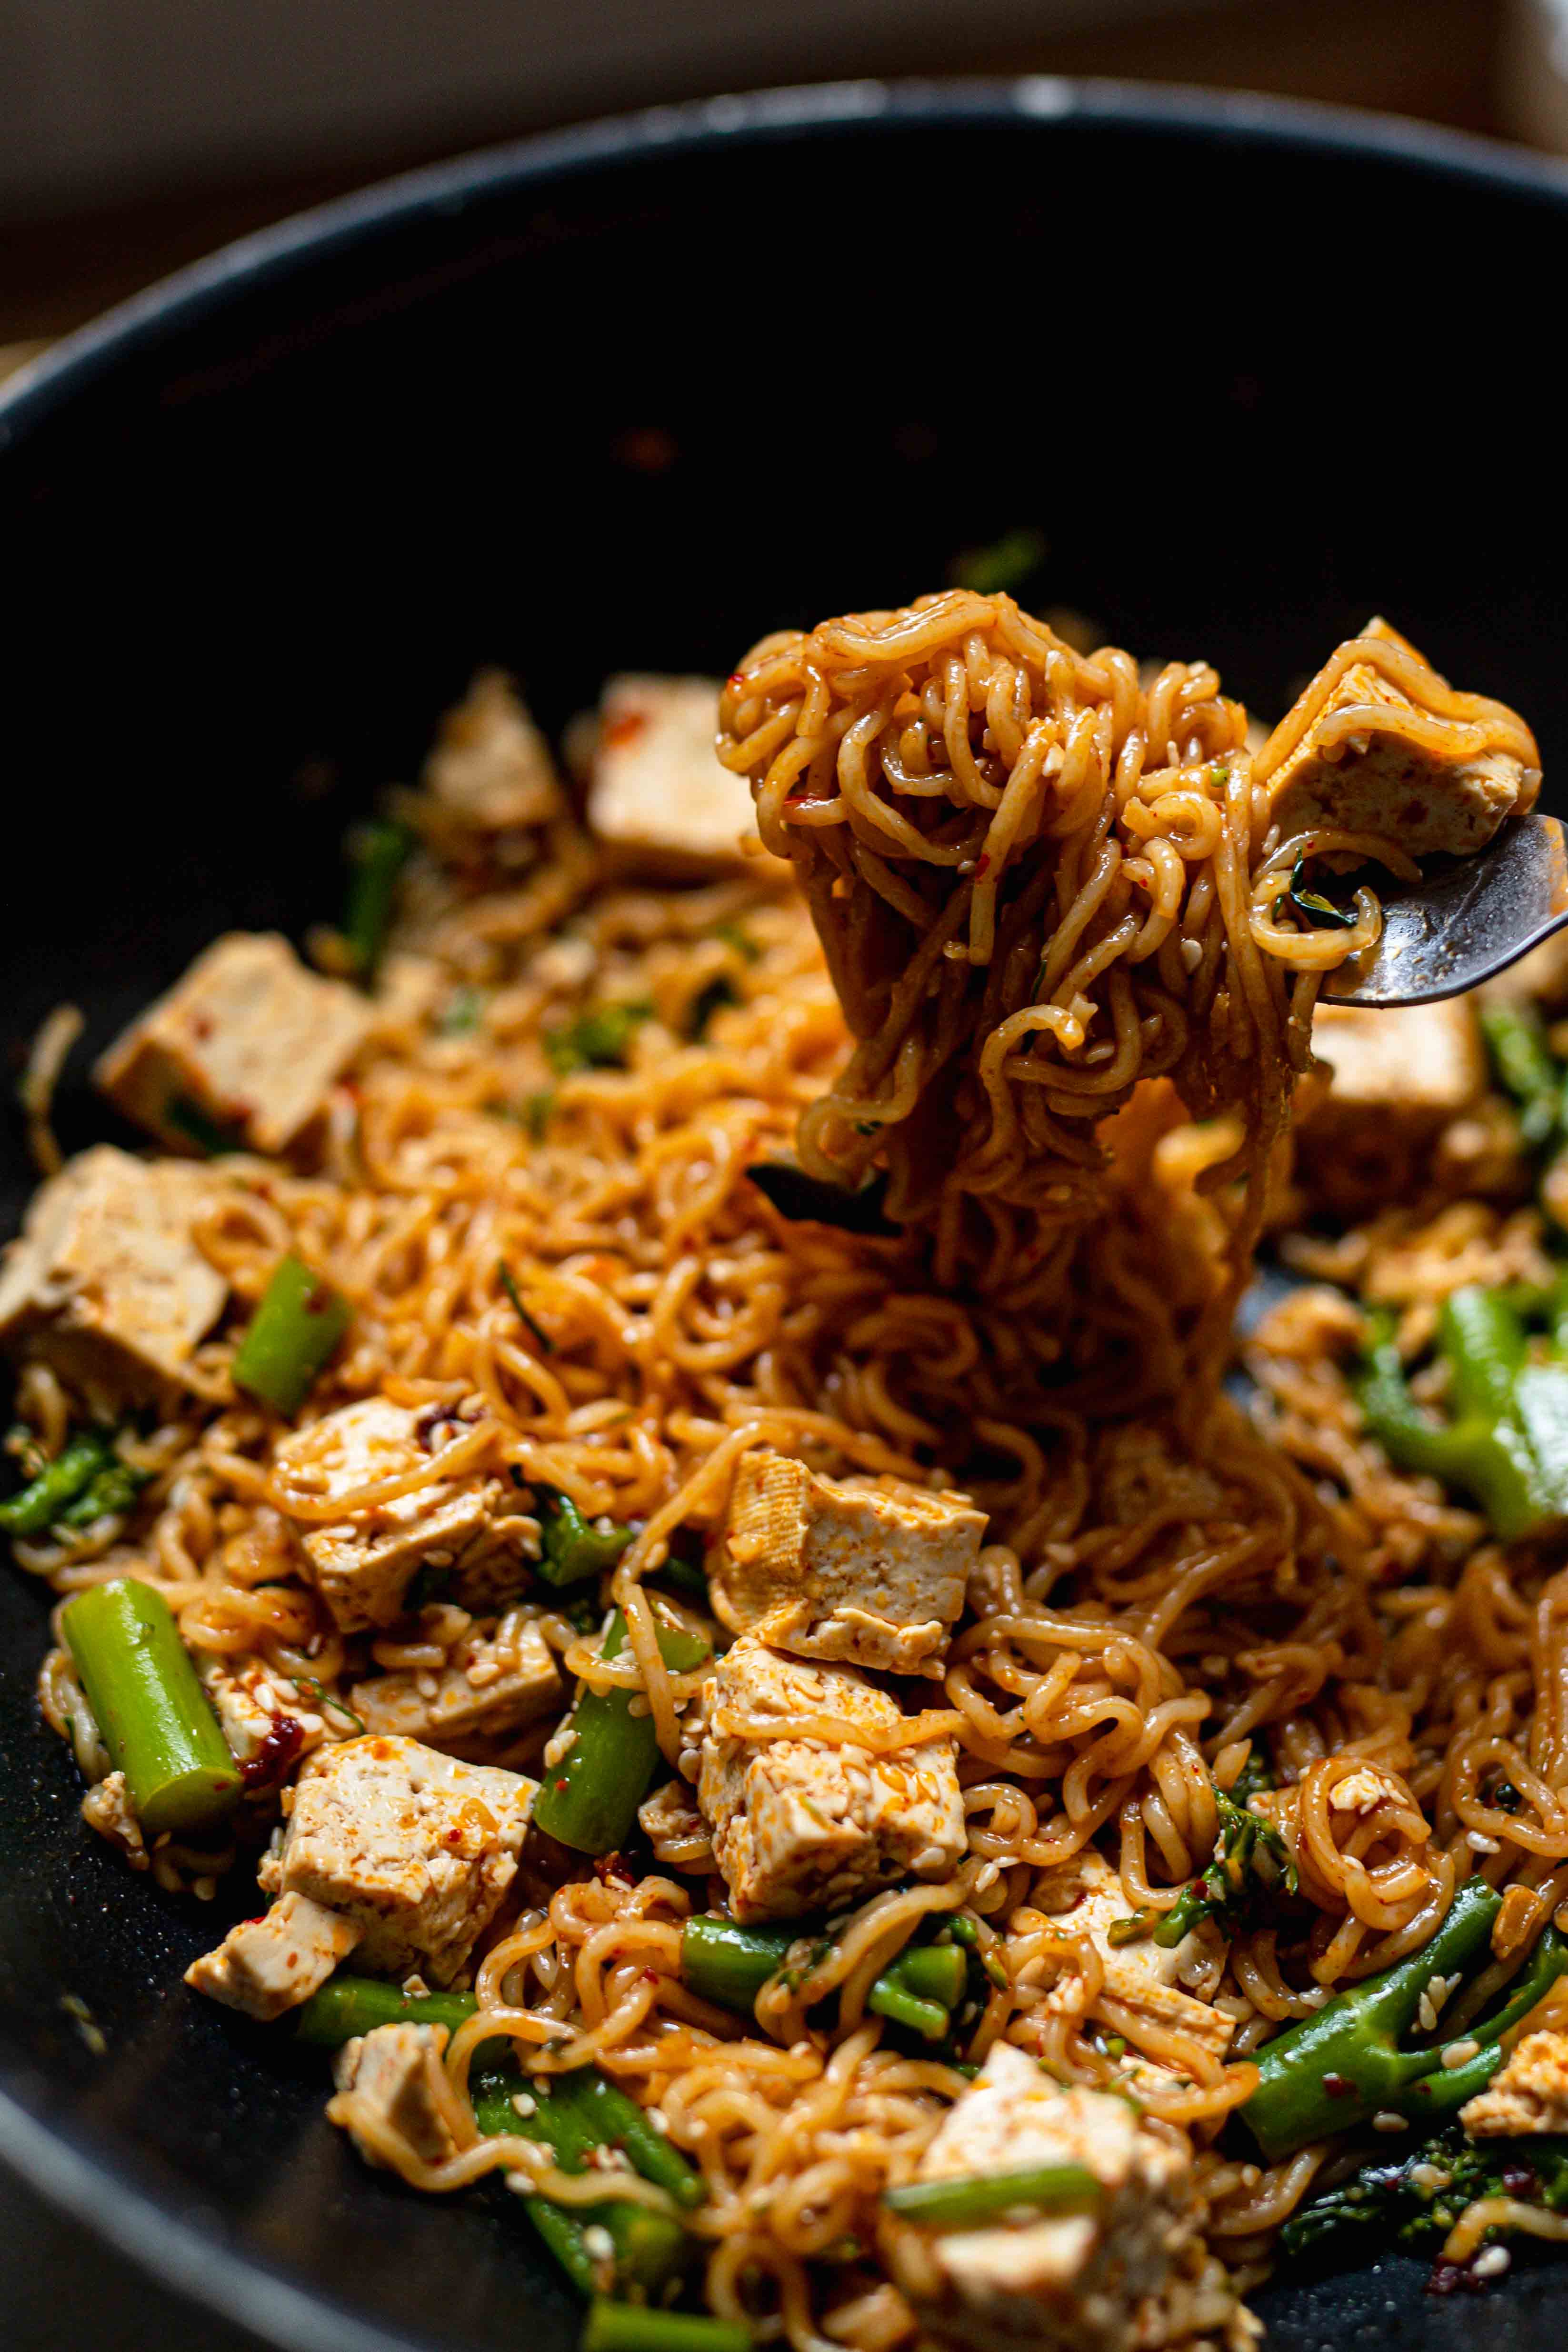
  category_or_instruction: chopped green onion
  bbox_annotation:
[885,2162,1101,2227]
[232,1254,350,1416]
[499,1261,554,1355]
[544,1002,654,1075]
[1286,854,1359,931]
[61,1578,242,1835]
[440,985,487,1036]
[164,1092,244,1156]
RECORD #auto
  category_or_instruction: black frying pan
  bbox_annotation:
[3,78,1568,2352]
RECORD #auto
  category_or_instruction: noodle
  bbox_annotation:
[1,608,1556,2342]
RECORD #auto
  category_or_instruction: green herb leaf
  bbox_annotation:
[1287,854,1359,931]
[439,985,486,1036]
[948,526,1048,597]
[544,1002,654,1075]
[498,1260,554,1355]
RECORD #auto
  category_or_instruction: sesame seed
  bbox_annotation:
[1372,2112,1408,2133]
[1472,2247,1511,2279]
[582,2226,615,2262]
[1467,1831,1502,1854]
[1440,2038,1481,2069]
[511,2092,537,2118]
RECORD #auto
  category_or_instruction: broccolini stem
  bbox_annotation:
[60,1578,242,1835]
[582,2302,750,2352]
[295,1976,479,2047]
[0,1429,115,1536]
[532,1611,709,1854]
[884,2163,1101,2227]
[232,1254,350,1416]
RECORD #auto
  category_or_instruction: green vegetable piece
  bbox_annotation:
[585,2305,748,2352]
[711,923,760,964]
[549,2069,705,2211]
[524,1089,557,1141]
[440,985,487,1036]
[1152,1788,1296,1949]
[1479,1001,1564,1151]
[0,1429,115,1536]
[342,818,414,980]
[164,1092,244,1156]
[537,1492,634,1588]
[471,2070,689,2297]
[745,1161,897,1237]
[885,2162,1101,2228]
[232,1253,350,1416]
[681,1918,962,2040]
[1286,853,1359,931]
[545,1002,654,1075]
[687,978,739,1040]
[60,1577,242,1836]
[56,1455,153,1528]
[499,1261,554,1355]
[533,1611,710,1855]
[1242,1881,1568,2160]
[1355,1294,1568,1542]
[1281,2119,1568,2259]
[948,526,1049,597]
[295,1976,479,2047]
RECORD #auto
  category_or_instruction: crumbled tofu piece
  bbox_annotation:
[696,1632,965,1922]
[1461,2029,1568,2136]
[714,1451,985,1678]
[587,675,758,871]
[1266,617,1539,859]
[902,2042,1198,2352]
[80,1770,148,1870]
[0,1145,229,1405]
[257,1734,535,1983]
[1306,1000,1484,1149]
[424,670,565,833]
[1029,1850,1233,2062]
[200,1656,332,1765]
[275,1398,537,1631]
[96,933,372,1159]
[350,1608,560,1749]
[638,1777,715,1872]
[185,1891,363,2021]
[329,2022,471,2167]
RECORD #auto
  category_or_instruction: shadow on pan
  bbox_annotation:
[4,76,1568,2352]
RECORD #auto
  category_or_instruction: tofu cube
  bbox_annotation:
[900,2042,1197,2352]
[587,675,758,871]
[1304,999,1484,1152]
[1029,1849,1233,2063]
[274,1398,538,1631]
[185,1891,363,2021]
[1461,2028,1568,2137]
[696,1632,965,1922]
[96,932,371,1157]
[714,1450,985,1677]
[424,670,565,834]
[1265,616,1538,859]
[330,2021,471,2167]
[257,1734,535,1983]
[0,1145,229,1406]
[350,1606,560,1750]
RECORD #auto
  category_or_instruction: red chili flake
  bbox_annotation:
[973,855,991,878]
[642,1970,661,1985]
[593,1852,636,1887]
[1321,2072,1357,2100]
[1427,2260,1488,2297]
[304,1287,332,1316]
[605,712,647,748]
[727,673,746,689]
[1502,2163,1537,2196]
[554,1779,569,1792]
[240,1715,305,1792]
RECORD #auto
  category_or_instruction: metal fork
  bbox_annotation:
[1322,815,1568,1007]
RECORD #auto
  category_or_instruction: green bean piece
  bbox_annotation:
[885,2162,1101,2228]
[499,1261,554,1355]
[56,1456,153,1528]
[681,1917,962,2038]
[583,2301,750,2352]
[60,1578,242,1835]
[471,2073,689,2296]
[549,2070,705,2210]
[1241,1880,1568,2160]
[0,1430,115,1535]
[533,1612,710,1854]
[232,1254,350,1416]
[342,818,414,979]
[537,1492,634,1587]
[294,1976,479,2048]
